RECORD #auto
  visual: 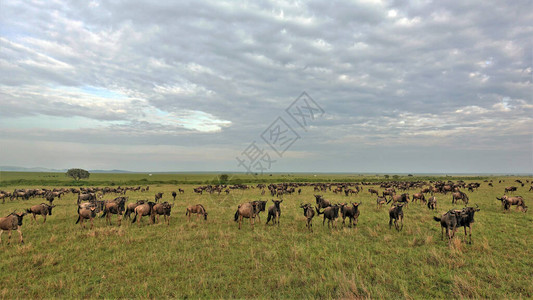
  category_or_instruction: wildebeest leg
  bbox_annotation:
[238,215,242,230]
[7,230,12,244]
[0,230,2,243]
[468,225,472,244]
[90,217,94,229]
[17,229,23,244]
[32,213,37,224]
[399,216,403,231]
[323,216,326,227]
[389,218,393,229]
[43,214,47,224]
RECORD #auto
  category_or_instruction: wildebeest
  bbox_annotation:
[314,195,331,209]
[251,200,267,222]
[433,209,462,243]
[339,202,361,228]
[266,200,282,226]
[388,193,409,207]
[132,201,157,226]
[76,205,97,229]
[412,193,426,204]
[77,193,96,204]
[376,196,387,209]
[152,201,173,225]
[315,205,340,229]
[368,188,379,196]
[427,196,437,210]
[154,192,164,202]
[455,205,481,244]
[124,200,145,219]
[26,203,55,224]
[504,186,517,194]
[172,191,177,201]
[497,196,528,212]
[234,201,260,229]
[186,204,208,221]
[300,203,315,231]
[100,197,126,225]
[0,212,27,244]
[452,191,469,205]
[389,203,405,231]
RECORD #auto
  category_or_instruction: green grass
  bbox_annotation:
[1,173,532,298]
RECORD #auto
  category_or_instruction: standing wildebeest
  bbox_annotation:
[433,210,462,243]
[152,202,173,225]
[186,204,208,221]
[179,188,185,194]
[315,205,340,229]
[504,186,517,194]
[389,203,405,231]
[376,196,387,209]
[412,193,426,204]
[124,200,145,219]
[452,191,469,205]
[132,202,156,226]
[368,188,379,196]
[76,205,97,229]
[340,202,361,228]
[251,200,267,222]
[154,192,164,202]
[300,203,315,231]
[456,205,481,244]
[314,195,331,209]
[427,196,437,210]
[266,200,282,226]
[101,197,127,225]
[388,193,409,207]
[26,203,55,224]
[234,201,260,230]
[172,191,177,201]
[497,196,528,212]
[0,212,27,244]
[77,193,96,204]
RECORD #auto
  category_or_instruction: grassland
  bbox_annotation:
[1,172,532,299]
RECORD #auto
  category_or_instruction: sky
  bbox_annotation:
[0,0,532,174]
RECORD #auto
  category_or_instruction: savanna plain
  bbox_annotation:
[0,172,532,299]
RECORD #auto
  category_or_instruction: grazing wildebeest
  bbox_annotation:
[368,188,379,196]
[154,192,164,202]
[455,205,481,244]
[179,188,185,194]
[504,186,517,194]
[152,202,173,225]
[340,202,361,228]
[101,197,126,225]
[76,205,97,229]
[427,196,437,210]
[251,200,267,222]
[497,196,528,212]
[26,203,55,224]
[77,193,96,204]
[389,193,409,207]
[389,203,405,231]
[172,191,177,201]
[132,202,156,226]
[433,209,462,243]
[124,200,145,219]
[315,205,340,229]
[314,195,331,209]
[376,196,387,209]
[266,200,282,226]
[300,203,315,231]
[234,201,260,230]
[0,212,27,244]
[186,204,208,221]
[452,191,469,205]
[412,193,426,204]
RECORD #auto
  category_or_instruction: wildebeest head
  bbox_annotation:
[10,211,27,226]
[47,204,56,215]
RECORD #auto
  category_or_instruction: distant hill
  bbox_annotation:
[0,166,131,173]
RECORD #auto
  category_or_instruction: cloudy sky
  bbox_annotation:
[0,0,531,174]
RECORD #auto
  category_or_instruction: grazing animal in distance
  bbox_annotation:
[368,188,379,196]
[412,193,426,204]
[314,195,331,209]
[300,203,315,231]
[76,205,97,229]
[427,196,437,210]
[124,200,145,219]
[26,203,55,224]
[266,200,282,226]
[234,201,259,230]
[172,191,177,201]
[100,197,126,225]
[497,196,528,212]
[389,203,405,231]
[0,212,27,244]
[154,192,164,202]
[186,204,208,221]
[376,196,387,209]
[452,191,469,205]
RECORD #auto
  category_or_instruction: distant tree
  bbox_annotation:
[408,174,413,177]
[219,174,229,184]
[66,168,90,181]
[384,175,390,179]
[392,175,400,180]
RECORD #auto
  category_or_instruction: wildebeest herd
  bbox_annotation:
[0,179,529,246]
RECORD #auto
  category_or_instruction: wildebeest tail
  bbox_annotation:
[315,206,323,215]
[433,216,441,222]
[100,209,107,218]
[185,209,189,216]
[75,215,80,224]
[234,209,239,222]
[132,213,138,223]
[26,208,32,214]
